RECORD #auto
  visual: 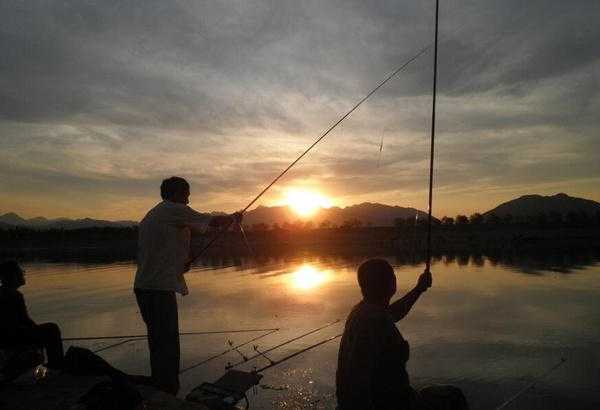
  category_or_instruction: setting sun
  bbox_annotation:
[285,189,332,217]
[290,265,330,291]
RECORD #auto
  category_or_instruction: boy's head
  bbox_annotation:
[0,260,25,289]
[160,176,190,204]
[357,258,397,304]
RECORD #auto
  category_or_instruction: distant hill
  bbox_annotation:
[3,193,597,230]
[0,221,13,230]
[0,213,27,226]
[484,193,600,218]
[0,213,137,230]
[244,202,431,227]
[0,203,429,230]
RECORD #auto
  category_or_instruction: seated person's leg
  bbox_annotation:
[12,323,64,369]
[36,322,64,368]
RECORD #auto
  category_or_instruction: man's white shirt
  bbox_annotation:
[134,200,210,295]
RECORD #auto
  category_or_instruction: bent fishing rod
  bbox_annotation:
[191,43,433,263]
[225,319,340,370]
[62,327,280,342]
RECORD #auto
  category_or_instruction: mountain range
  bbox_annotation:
[242,202,431,227]
[0,213,137,230]
[1,193,598,230]
[484,193,600,218]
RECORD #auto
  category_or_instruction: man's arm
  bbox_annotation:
[184,211,244,266]
[165,203,211,233]
[389,269,432,322]
[170,204,241,232]
[207,213,238,229]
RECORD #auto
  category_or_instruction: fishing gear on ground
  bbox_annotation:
[179,329,279,374]
[185,320,341,410]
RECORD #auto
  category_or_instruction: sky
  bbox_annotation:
[1,0,599,220]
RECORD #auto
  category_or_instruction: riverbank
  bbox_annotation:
[2,225,598,262]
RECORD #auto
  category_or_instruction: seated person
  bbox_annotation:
[336,259,467,410]
[0,260,64,370]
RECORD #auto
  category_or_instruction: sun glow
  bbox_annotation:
[285,189,332,217]
[290,265,330,291]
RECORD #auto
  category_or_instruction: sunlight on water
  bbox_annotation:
[289,264,331,291]
[18,253,600,409]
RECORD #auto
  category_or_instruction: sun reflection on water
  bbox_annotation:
[290,264,331,291]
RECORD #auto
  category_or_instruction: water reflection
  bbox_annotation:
[289,264,331,291]
[18,251,600,410]
[10,244,600,277]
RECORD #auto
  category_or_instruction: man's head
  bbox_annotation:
[160,176,190,204]
[0,260,25,289]
[357,258,396,304]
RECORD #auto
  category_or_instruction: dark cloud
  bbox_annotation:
[0,0,599,218]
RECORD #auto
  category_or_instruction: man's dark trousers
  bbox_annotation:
[134,288,180,395]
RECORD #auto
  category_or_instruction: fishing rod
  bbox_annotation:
[254,333,341,373]
[92,338,144,354]
[179,329,279,375]
[237,221,255,258]
[225,319,340,370]
[494,357,567,410]
[239,47,431,215]
[191,43,433,262]
[186,329,342,409]
[425,0,439,272]
[62,327,280,342]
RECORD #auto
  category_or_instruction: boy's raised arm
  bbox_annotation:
[389,269,432,322]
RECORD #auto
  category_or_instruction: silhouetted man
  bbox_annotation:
[134,176,241,395]
[0,260,64,372]
[336,258,467,410]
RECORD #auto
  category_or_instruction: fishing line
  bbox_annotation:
[494,357,567,410]
[62,327,280,341]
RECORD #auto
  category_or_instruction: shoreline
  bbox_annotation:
[1,226,599,265]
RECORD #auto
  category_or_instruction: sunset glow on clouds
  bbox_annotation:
[1,0,599,220]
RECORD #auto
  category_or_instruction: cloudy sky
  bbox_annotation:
[1,0,599,220]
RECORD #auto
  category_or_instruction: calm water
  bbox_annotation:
[21,254,600,409]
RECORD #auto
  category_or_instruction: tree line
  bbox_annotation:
[1,210,599,241]
[243,210,600,232]
[395,210,600,228]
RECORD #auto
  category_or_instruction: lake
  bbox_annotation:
[20,252,600,409]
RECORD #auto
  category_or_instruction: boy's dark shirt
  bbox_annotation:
[336,301,411,410]
[0,288,36,344]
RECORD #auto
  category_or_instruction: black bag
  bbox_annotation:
[78,380,143,410]
[64,347,144,409]
[63,346,127,379]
